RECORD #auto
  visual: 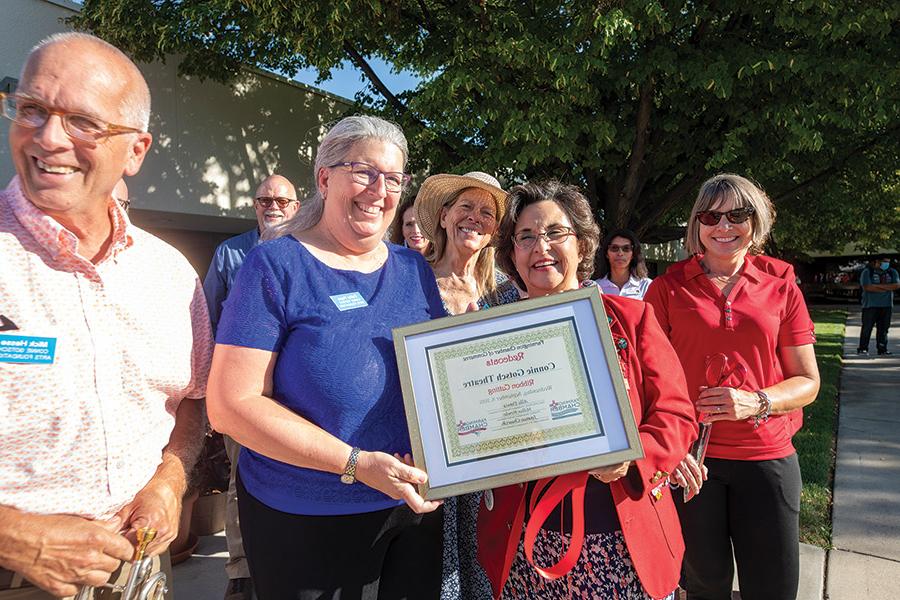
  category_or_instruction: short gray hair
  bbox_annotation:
[264,115,409,241]
[685,173,776,255]
[23,32,151,131]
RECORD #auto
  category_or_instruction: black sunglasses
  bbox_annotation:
[696,207,755,226]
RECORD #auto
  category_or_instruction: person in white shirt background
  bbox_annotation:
[595,228,652,300]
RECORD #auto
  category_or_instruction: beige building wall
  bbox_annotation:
[1,0,352,271]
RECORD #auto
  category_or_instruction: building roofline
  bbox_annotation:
[37,0,355,107]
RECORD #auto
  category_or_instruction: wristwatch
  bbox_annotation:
[340,447,361,484]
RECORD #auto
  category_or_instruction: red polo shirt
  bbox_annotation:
[644,256,816,461]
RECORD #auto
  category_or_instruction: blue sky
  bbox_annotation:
[67,1,419,101]
[292,58,421,101]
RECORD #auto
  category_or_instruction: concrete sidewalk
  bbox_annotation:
[172,531,228,599]
[827,307,900,599]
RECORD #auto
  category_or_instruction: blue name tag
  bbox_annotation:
[330,292,369,311]
[0,334,57,364]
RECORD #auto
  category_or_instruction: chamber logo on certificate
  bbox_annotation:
[427,318,602,466]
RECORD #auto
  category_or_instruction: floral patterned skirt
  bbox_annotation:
[502,529,675,600]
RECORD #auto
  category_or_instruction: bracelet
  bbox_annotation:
[752,390,771,429]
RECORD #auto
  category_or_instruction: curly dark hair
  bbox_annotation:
[495,180,600,292]
[596,228,648,279]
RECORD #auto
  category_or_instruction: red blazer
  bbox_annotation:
[476,295,697,600]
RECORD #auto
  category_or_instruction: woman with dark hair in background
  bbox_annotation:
[645,173,820,600]
[595,228,652,300]
[389,195,430,255]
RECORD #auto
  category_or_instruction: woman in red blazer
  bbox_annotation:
[477,180,697,600]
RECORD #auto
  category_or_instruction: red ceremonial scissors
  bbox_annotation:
[684,353,748,501]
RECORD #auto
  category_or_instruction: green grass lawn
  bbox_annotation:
[795,308,847,548]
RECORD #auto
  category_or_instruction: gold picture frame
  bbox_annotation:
[393,286,643,500]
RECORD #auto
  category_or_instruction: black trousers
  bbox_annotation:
[676,454,801,600]
[859,306,892,353]
[237,473,443,600]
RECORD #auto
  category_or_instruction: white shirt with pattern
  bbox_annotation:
[0,177,213,518]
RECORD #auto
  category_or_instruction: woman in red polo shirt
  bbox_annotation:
[644,173,820,600]
[475,180,696,600]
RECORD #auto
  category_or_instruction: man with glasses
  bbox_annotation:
[202,173,297,600]
[0,33,212,599]
[203,174,299,332]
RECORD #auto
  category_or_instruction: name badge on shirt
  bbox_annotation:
[330,292,369,311]
[0,334,57,364]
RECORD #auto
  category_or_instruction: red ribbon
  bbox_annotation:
[522,471,590,580]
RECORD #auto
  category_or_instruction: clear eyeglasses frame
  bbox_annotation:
[512,227,577,250]
[0,92,145,142]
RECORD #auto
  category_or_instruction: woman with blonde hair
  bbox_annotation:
[414,171,519,314]
[645,173,820,600]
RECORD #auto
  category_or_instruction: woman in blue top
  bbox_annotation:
[207,116,445,600]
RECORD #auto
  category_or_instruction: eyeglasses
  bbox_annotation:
[328,161,411,194]
[512,227,576,250]
[608,244,633,254]
[696,207,755,226]
[0,92,145,142]
[255,196,298,209]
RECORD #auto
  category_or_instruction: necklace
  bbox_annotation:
[700,260,741,284]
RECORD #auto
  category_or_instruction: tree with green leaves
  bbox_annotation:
[72,0,898,252]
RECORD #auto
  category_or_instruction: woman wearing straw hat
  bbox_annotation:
[414,172,519,599]
[415,171,520,314]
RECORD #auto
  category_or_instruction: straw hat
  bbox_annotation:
[414,172,508,242]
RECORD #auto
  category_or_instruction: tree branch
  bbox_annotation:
[772,124,900,204]
[583,168,601,213]
[634,165,708,238]
[343,41,408,115]
[342,41,464,163]
[415,0,435,31]
[619,79,655,220]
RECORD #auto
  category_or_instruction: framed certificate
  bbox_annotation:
[393,286,643,499]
